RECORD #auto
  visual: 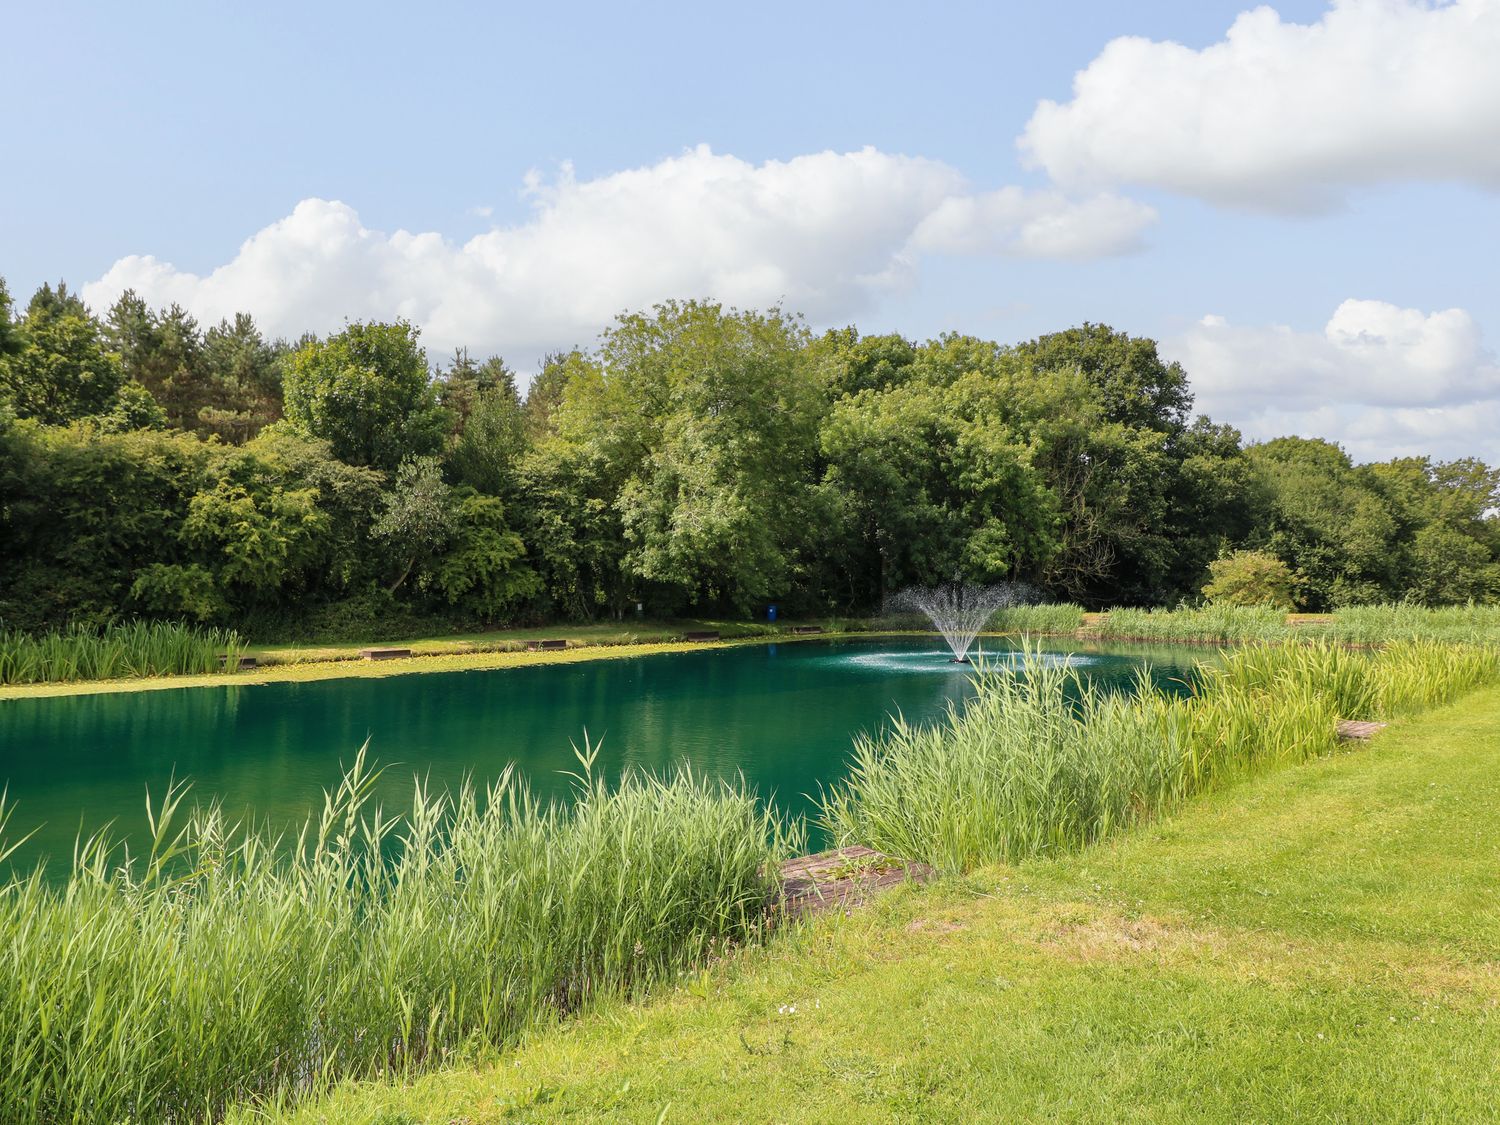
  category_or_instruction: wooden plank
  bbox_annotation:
[684,630,721,642]
[358,647,412,661]
[791,625,823,635]
[777,846,934,919]
[218,655,258,670]
[1337,718,1388,741]
[526,639,567,651]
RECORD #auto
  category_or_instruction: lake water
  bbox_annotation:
[0,636,1202,873]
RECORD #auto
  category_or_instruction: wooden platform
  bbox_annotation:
[358,647,412,661]
[683,630,721,642]
[526,638,567,651]
[218,655,258,670]
[791,625,823,635]
[1337,719,1389,740]
[777,846,934,919]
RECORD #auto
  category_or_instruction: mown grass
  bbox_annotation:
[262,684,1500,1124]
[0,746,796,1124]
[819,640,1499,873]
[0,620,245,685]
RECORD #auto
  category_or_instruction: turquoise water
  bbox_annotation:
[0,636,1201,873]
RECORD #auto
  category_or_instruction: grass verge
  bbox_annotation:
[263,682,1500,1124]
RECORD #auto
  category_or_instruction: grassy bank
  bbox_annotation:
[0,750,795,1123]
[0,620,245,686]
[820,639,1497,873]
[264,680,1500,1124]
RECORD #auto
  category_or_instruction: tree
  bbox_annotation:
[576,300,827,612]
[283,321,447,470]
[1202,550,1301,609]
[0,283,125,424]
[427,490,541,619]
[522,350,589,440]
[1012,322,1193,434]
[445,353,527,496]
[373,456,458,593]
[0,278,22,360]
[198,313,284,442]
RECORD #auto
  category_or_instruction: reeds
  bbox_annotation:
[991,603,1086,634]
[821,640,1500,873]
[0,744,793,1123]
[1095,604,1290,644]
[0,620,246,685]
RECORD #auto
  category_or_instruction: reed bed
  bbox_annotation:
[991,603,1086,634]
[0,746,792,1123]
[1094,604,1290,645]
[1302,603,1500,646]
[0,621,245,685]
[821,641,1500,873]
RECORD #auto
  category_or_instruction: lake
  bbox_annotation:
[0,636,1203,873]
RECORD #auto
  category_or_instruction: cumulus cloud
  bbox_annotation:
[82,145,1154,365]
[1168,299,1500,461]
[1019,0,1500,211]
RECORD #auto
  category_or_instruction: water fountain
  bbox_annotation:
[888,582,1033,663]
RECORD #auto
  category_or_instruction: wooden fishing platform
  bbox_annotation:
[526,638,567,651]
[683,630,721,642]
[358,647,412,661]
[1336,719,1388,740]
[790,625,823,635]
[777,846,935,919]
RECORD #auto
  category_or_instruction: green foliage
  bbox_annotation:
[283,321,447,469]
[373,455,459,593]
[0,750,791,1121]
[1,277,1497,633]
[427,489,541,619]
[820,640,1499,873]
[0,620,243,684]
[0,283,125,424]
[1202,549,1301,609]
[567,300,826,612]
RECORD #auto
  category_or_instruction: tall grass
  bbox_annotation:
[1302,603,1500,646]
[1093,602,1500,648]
[0,620,245,685]
[0,746,793,1123]
[991,603,1086,634]
[1095,604,1290,644]
[821,641,1500,873]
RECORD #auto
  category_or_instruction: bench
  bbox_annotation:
[218,654,258,670]
[791,625,823,635]
[358,647,412,661]
[526,638,567,651]
[683,630,721,642]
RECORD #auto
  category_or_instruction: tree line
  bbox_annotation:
[0,275,1496,636]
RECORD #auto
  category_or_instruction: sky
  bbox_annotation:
[2,0,1498,463]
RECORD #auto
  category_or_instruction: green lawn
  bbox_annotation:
[262,684,1500,1124]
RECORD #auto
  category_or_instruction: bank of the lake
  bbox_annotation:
[265,681,1500,1125]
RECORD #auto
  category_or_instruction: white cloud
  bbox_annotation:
[1019,0,1500,211]
[82,145,1153,366]
[1168,299,1500,461]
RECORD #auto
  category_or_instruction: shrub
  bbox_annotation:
[1202,550,1301,610]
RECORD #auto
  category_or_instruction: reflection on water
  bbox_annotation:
[0,636,1203,875]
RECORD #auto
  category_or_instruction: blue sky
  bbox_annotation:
[3,1,1498,461]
